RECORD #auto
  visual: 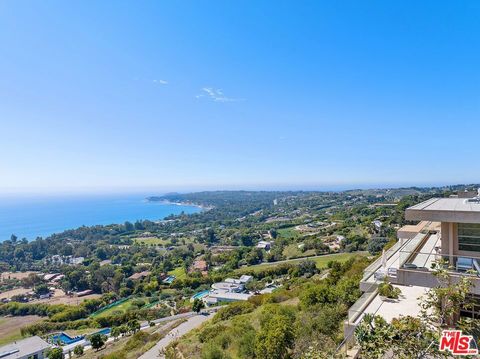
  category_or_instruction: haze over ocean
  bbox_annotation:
[0,194,201,241]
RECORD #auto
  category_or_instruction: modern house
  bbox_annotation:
[202,275,254,304]
[0,336,51,359]
[343,190,480,353]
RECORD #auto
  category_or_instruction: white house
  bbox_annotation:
[256,241,271,250]
[0,336,51,359]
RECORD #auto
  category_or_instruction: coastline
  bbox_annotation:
[146,198,213,211]
[0,196,202,241]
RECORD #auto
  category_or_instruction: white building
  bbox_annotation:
[205,275,254,304]
[0,336,51,359]
[256,241,271,250]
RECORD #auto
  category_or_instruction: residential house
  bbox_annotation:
[189,260,208,276]
[0,336,51,359]
[343,191,480,351]
[256,241,271,250]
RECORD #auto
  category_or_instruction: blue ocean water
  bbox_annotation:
[0,194,201,241]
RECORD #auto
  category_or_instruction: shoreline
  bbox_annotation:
[147,198,214,211]
[1,197,203,242]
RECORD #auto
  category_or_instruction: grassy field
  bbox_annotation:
[92,297,150,318]
[168,266,187,280]
[236,252,365,273]
[277,227,300,239]
[282,243,316,259]
[0,315,42,346]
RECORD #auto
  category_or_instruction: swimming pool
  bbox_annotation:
[51,332,84,345]
[191,290,210,301]
[163,275,175,284]
[94,328,111,336]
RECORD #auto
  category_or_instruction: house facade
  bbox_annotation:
[0,336,51,359]
[343,191,480,351]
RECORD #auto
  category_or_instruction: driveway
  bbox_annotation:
[139,313,213,359]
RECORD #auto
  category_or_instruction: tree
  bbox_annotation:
[34,283,50,296]
[47,348,64,359]
[355,313,444,359]
[88,333,106,351]
[119,324,129,337]
[73,345,84,356]
[421,260,474,328]
[111,326,120,341]
[192,298,205,314]
[127,319,140,334]
[367,237,389,254]
[255,314,294,359]
[124,221,134,232]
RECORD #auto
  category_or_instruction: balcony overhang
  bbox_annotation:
[405,198,480,224]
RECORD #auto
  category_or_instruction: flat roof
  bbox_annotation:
[354,284,426,325]
[0,336,50,358]
[405,198,480,223]
[209,291,252,301]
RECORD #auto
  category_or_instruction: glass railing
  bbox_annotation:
[398,249,480,276]
[361,238,410,283]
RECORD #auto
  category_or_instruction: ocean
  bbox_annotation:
[0,194,201,241]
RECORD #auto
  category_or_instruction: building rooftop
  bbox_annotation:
[352,284,426,325]
[0,336,50,358]
[128,270,151,280]
[405,198,480,223]
[209,291,252,301]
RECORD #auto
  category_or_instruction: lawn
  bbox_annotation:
[277,227,300,239]
[91,297,149,318]
[236,252,365,273]
[282,243,316,259]
[168,267,187,280]
[0,315,42,346]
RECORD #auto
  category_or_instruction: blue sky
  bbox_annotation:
[1,1,479,193]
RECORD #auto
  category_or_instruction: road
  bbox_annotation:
[139,313,214,359]
[62,307,221,354]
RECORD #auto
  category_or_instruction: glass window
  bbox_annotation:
[458,223,480,252]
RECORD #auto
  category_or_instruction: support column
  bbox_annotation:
[449,222,454,265]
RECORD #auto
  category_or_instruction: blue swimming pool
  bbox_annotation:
[192,290,210,300]
[163,275,175,284]
[94,328,111,336]
[51,332,84,345]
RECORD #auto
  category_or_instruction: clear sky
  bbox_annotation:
[1,1,479,193]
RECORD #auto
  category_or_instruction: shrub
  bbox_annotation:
[198,324,227,343]
[73,345,84,356]
[124,331,150,351]
[201,342,230,359]
[378,281,401,299]
[213,301,255,323]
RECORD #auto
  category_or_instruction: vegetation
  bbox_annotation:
[46,348,64,359]
[192,298,205,313]
[0,186,472,354]
[168,256,371,358]
[73,345,84,356]
[89,333,107,351]
[377,280,401,299]
[356,260,477,358]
